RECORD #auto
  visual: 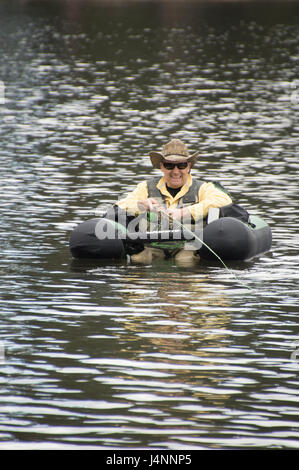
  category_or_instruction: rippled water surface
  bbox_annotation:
[0,0,299,450]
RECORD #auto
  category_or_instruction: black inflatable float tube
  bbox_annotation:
[69,214,272,262]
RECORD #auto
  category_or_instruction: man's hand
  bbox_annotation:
[137,198,160,212]
[137,200,192,221]
[166,207,191,220]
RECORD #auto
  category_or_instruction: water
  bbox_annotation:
[0,0,298,450]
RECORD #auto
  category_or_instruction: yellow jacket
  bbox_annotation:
[117,174,232,221]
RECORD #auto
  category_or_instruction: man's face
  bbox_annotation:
[160,160,191,188]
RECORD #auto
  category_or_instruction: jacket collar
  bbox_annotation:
[156,174,193,201]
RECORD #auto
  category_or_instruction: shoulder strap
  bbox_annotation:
[211,181,231,197]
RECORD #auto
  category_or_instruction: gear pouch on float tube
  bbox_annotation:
[219,203,250,224]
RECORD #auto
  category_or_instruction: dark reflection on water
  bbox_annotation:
[0,0,299,449]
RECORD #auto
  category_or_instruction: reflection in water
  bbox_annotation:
[116,265,230,348]
[0,0,299,450]
[110,267,234,406]
[82,262,236,419]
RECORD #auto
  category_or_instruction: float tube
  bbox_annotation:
[69,207,272,262]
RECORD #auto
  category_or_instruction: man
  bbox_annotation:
[116,139,232,263]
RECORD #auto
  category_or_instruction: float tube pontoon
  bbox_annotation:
[69,205,272,262]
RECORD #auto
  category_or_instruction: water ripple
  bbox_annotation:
[0,0,299,450]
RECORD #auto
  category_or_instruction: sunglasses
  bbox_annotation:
[162,161,188,170]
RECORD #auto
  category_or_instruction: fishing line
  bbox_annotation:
[156,207,253,292]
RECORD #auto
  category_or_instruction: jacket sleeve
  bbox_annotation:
[116,181,148,216]
[189,182,232,221]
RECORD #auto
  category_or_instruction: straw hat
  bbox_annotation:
[149,139,199,169]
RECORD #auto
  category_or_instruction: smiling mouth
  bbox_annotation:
[169,176,183,186]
